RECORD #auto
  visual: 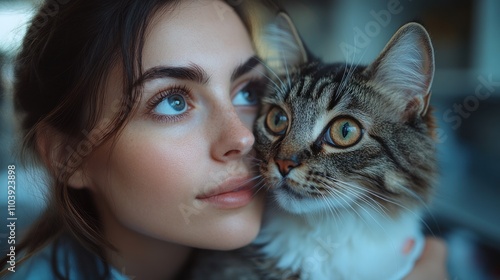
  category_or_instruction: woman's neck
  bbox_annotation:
[106,235,192,280]
[98,203,193,280]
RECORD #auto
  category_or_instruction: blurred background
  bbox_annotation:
[1,0,499,279]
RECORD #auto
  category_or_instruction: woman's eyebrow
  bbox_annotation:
[135,55,261,87]
[135,63,209,87]
[231,55,262,81]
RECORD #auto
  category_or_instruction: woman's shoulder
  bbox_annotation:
[4,235,129,280]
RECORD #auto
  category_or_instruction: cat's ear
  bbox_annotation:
[263,12,308,73]
[364,23,434,118]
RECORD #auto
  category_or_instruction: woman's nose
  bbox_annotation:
[211,108,255,162]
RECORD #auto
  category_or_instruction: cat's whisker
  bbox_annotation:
[319,188,351,228]
[245,155,264,165]
[251,177,268,199]
[329,176,401,205]
[247,174,263,183]
[279,48,293,91]
[398,185,435,216]
[308,177,354,227]
[338,54,353,95]
[253,67,287,97]
[333,180,391,219]
[338,34,370,97]
[307,180,400,257]
[329,178,391,213]
[330,176,436,236]
[331,180,427,254]
[320,184,370,227]
[311,185,344,228]
[391,183,438,237]
[335,188,404,244]
[323,184,394,242]
[254,57,288,96]
[228,174,263,189]
[338,47,355,95]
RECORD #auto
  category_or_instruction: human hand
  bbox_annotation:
[404,237,448,280]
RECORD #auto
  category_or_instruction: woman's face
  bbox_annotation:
[80,0,265,250]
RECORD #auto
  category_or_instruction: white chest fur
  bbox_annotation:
[253,206,425,280]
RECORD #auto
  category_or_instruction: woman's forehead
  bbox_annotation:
[100,0,256,116]
[141,0,252,70]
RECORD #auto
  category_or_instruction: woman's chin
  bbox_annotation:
[194,196,264,250]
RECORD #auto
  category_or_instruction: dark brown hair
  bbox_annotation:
[1,0,260,278]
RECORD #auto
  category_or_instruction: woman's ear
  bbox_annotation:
[35,125,91,189]
[67,170,90,190]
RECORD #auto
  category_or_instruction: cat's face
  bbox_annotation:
[254,18,437,215]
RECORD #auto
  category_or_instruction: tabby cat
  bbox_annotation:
[251,13,437,280]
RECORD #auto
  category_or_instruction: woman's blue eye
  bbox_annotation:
[232,82,262,106]
[154,94,187,115]
[232,89,258,106]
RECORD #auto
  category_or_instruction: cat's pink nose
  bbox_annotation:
[275,158,300,176]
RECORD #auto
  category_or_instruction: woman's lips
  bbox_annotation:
[196,177,255,209]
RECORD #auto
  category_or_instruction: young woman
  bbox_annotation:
[1,0,446,279]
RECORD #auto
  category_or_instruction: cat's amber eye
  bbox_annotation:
[325,117,363,148]
[265,107,289,135]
